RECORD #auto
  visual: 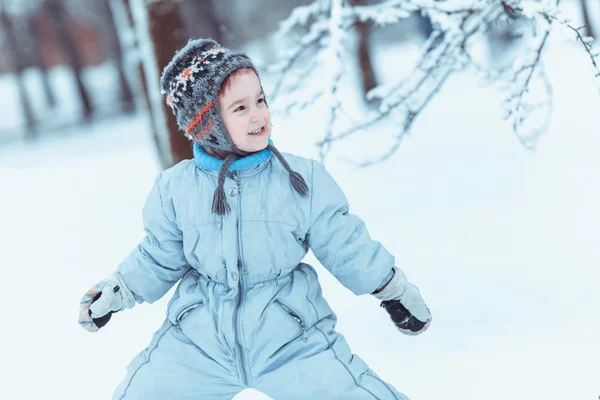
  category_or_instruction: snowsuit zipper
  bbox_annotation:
[231,172,251,386]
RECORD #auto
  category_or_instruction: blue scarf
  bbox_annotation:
[192,139,274,171]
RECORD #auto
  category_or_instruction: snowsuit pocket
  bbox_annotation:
[174,301,204,329]
[172,300,237,375]
[273,299,308,342]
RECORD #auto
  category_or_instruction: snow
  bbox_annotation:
[1,20,599,400]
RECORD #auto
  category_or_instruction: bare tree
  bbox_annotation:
[270,0,600,165]
[111,0,172,169]
[130,0,190,168]
[179,0,227,45]
[25,11,57,109]
[579,0,596,38]
[43,0,93,122]
[0,1,37,138]
[98,0,136,114]
[349,0,378,102]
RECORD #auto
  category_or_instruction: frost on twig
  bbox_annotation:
[271,0,600,165]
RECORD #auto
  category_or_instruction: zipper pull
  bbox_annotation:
[300,320,308,341]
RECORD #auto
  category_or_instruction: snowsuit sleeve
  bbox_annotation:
[307,160,395,296]
[117,174,191,303]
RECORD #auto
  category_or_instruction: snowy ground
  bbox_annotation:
[1,20,599,400]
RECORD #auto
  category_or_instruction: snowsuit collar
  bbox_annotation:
[192,138,308,214]
[192,139,274,177]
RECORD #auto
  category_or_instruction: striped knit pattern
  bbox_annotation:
[160,38,262,155]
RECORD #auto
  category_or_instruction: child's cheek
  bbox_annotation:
[239,119,248,135]
[231,121,246,142]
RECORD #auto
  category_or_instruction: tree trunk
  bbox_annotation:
[0,6,37,139]
[112,0,170,168]
[44,0,94,122]
[26,13,57,109]
[580,0,595,38]
[356,21,377,99]
[148,0,191,165]
[179,0,227,45]
[129,0,191,168]
[349,0,378,102]
[100,0,136,114]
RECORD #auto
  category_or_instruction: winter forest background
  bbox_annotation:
[1,0,599,399]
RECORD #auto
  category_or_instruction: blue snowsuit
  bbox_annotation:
[113,145,408,399]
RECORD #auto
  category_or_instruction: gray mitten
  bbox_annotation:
[373,267,431,336]
[78,272,136,332]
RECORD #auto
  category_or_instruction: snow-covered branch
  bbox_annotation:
[271,0,600,164]
[542,9,600,80]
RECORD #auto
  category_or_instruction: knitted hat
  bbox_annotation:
[160,38,308,215]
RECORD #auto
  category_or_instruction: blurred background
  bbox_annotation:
[5,0,597,159]
[1,0,599,399]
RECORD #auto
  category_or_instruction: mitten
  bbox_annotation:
[373,267,431,336]
[78,272,135,332]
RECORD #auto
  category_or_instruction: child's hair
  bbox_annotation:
[219,68,254,96]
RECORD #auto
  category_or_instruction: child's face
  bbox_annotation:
[219,70,270,153]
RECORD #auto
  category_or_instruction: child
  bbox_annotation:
[79,38,431,400]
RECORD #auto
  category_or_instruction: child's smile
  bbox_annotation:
[248,126,267,136]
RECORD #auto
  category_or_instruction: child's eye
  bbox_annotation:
[234,105,245,112]
[257,97,265,104]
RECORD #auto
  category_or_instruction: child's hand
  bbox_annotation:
[372,267,431,336]
[78,273,134,332]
